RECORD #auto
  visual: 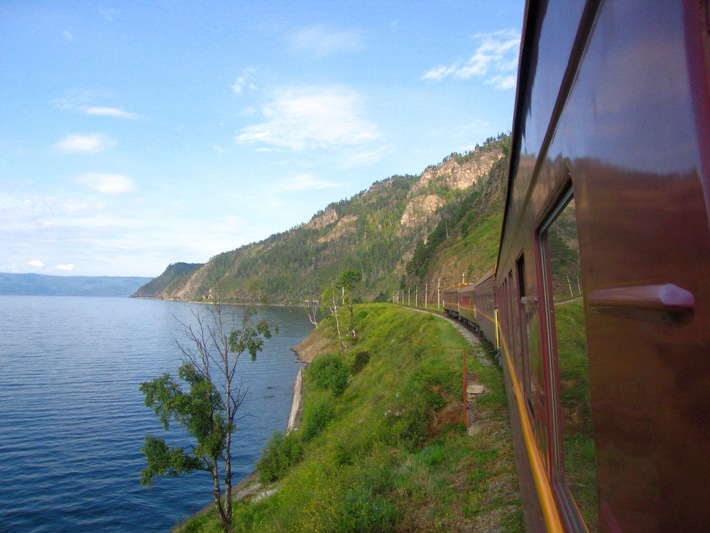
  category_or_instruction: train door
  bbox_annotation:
[539,188,598,531]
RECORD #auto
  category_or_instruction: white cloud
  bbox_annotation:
[56,264,75,272]
[27,259,45,268]
[289,25,364,58]
[278,174,340,192]
[85,106,141,120]
[78,173,135,195]
[232,68,257,95]
[55,133,115,153]
[52,93,140,119]
[487,74,517,90]
[422,29,520,90]
[235,85,380,150]
[99,8,119,21]
[344,146,390,167]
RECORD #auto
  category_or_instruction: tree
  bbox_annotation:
[139,297,276,533]
[337,269,361,341]
[321,282,346,353]
[304,297,319,327]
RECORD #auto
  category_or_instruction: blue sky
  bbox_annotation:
[0,1,523,277]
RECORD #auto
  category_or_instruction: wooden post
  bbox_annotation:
[463,349,469,427]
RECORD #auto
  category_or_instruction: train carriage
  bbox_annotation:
[443,287,460,318]
[457,284,476,325]
[472,270,497,345]
[492,0,710,531]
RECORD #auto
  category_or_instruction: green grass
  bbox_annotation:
[176,304,523,532]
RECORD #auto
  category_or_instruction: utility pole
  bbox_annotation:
[437,278,441,310]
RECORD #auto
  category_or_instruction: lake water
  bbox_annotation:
[0,296,312,532]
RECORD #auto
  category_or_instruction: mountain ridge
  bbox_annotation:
[135,134,510,304]
[0,273,152,297]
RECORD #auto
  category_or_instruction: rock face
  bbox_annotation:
[318,215,357,243]
[307,208,339,230]
[399,148,504,235]
[400,195,446,229]
[414,150,503,193]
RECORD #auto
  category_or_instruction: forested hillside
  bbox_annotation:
[134,134,510,304]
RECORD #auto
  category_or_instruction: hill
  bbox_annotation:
[0,273,153,297]
[135,134,510,304]
[177,304,523,531]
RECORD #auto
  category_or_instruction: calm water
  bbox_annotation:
[0,296,311,532]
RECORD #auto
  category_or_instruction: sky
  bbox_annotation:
[0,1,524,277]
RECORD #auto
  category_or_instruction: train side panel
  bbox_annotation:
[443,288,459,318]
[457,284,476,325]
[498,0,710,531]
[472,271,496,344]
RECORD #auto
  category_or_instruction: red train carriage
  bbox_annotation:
[443,287,460,318]
[457,284,476,325]
[472,270,497,345]
[493,0,710,531]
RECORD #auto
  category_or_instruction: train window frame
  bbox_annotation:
[538,186,598,531]
[516,253,533,416]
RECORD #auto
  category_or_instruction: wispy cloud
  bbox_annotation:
[289,25,364,58]
[62,31,74,42]
[85,106,141,119]
[99,8,119,22]
[55,133,115,153]
[344,146,390,167]
[53,93,141,119]
[77,173,135,195]
[278,174,340,192]
[422,29,520,90]
[27,259,45,268]
[235,85,380,150]
[232,68,257,95]
[56,263,75,272]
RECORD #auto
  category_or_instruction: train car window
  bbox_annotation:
[516,255,533,414]
[507,271,518,369]
[539,190,598,531]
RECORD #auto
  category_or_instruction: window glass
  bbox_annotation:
[517,255,533,412]
[541,193,598,530]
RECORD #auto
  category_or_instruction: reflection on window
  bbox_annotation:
[543,194,598,530]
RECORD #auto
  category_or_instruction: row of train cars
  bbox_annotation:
[441,1,710,531]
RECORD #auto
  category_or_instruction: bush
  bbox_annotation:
[308,354,350,396]
[350,350,371,374]
[257,431,303,482]
[301,398,335,441]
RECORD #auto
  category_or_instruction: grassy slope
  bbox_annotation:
[179,304,523,532]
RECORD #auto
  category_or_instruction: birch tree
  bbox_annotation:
[139,297,276,533]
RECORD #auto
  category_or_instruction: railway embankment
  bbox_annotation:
[176,303,522,532]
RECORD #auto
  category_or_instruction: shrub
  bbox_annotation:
[308,354,350,396]
[301,399,335,441]
[257,431,303,483]
[350,350,371,374]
